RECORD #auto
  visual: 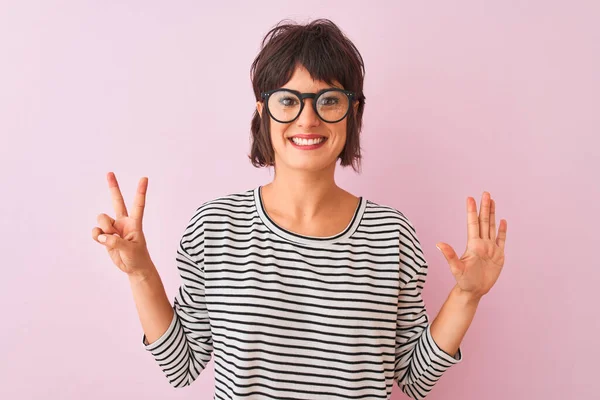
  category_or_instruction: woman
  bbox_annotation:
[93,19,507,400]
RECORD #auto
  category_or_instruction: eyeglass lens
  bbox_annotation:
[267,90,350,123]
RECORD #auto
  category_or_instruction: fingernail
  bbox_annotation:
[436,245,441,252]
[98,235,106,243]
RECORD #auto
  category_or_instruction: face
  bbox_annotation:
[256,64,358,173]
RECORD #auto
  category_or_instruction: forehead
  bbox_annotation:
[281,64,343,91]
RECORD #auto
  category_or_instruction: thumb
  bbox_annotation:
[436,242,464,277]
[98,233,127,250]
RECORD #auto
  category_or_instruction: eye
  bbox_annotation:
[278,96,299,107]
[318,96,340,107]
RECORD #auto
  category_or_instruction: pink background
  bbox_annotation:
[1,1,598,399]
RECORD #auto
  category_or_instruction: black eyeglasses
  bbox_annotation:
[261,88,355,123]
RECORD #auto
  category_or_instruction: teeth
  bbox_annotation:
[291,137,325,146]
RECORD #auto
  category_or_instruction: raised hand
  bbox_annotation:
[92,172,153,278]
[436,192,508,300]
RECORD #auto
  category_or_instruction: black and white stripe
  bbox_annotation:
[142,186,462,399]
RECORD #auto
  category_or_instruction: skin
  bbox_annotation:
[255,63,361,236]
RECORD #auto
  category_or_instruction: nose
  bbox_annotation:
[295,98,321,128]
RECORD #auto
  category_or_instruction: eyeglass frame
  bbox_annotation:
[260,87,356,124]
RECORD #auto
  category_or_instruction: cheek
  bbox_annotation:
[331,122,347,144]
[269,123,288,146]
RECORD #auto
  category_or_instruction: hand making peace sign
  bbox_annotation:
[91,172,154,277]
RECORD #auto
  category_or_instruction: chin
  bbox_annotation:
[287,158,336,172]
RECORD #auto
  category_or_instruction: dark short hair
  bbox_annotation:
[248,18,366,173]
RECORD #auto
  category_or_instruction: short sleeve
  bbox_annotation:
[395,216,462,399]
[142,210,213,388]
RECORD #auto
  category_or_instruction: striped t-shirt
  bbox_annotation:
[142,186,462,400]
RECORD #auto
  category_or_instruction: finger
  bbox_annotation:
[97,213,118,235]
[479,192,491,240]
[92,226,120,242]
[97,231,126,250]
[467,196,480,241]
[496,219,508,251]
[130,177,148,222]
[437,243,464,278]
[92,226,104,243]
[107,172,128,218]
[489,198,497,242]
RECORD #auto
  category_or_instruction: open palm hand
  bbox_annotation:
[436,192,508,300]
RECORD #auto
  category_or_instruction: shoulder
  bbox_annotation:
[197,187,255,213]
[362,198,419,237]
[184,187,256,231]
[363,198,427,276]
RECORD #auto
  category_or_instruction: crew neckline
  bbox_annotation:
[254,186,366,246]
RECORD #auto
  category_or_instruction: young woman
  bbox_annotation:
[93,19,507,400]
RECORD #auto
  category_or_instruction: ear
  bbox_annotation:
[256,101,263,119]
[353,99,359,113]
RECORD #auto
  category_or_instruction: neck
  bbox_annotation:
[262,163,340,221]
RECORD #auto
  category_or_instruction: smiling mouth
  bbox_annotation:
[288,137,327,146]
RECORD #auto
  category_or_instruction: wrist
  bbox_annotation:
[451,284,483,306]
[128,264,158,286]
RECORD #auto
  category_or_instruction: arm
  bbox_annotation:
[429,284,480,357]
[129,264,175,345]
[394,217,463,400]
[139,215,213,388]
[395,263,463,400]
[431,192,507,356]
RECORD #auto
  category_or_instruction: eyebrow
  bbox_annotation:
[280,85,342,92]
